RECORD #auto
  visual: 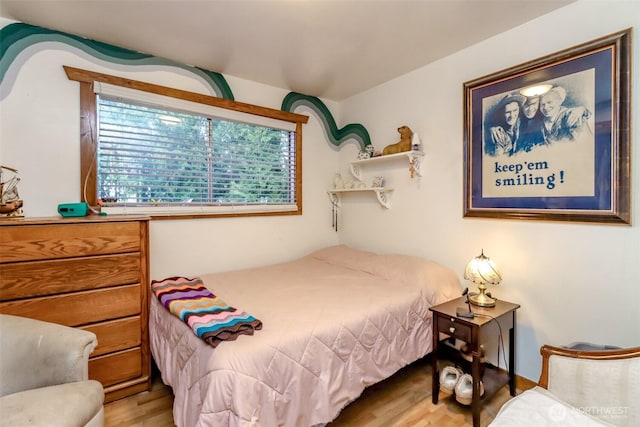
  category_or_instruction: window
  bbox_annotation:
[97,96,296,211]
[66,66,307,219]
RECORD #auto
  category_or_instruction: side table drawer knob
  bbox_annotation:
[449,327,455,333]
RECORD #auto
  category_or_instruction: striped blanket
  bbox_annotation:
[151,276,262,348]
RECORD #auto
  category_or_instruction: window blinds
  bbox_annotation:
[96,95,297,211]
[93,81,296,131]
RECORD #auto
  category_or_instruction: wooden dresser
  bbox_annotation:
[0,216,151,402]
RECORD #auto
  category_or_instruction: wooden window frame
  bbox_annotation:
[65,65,308,220]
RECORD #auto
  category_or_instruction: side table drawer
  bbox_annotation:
[436,315,472,342]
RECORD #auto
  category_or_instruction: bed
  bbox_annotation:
[149,245,461,427]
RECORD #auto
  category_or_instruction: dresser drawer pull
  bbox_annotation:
[449,327,455,333]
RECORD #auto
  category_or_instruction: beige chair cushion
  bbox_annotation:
[548,356,640,427]
[489,386,613,427]
[0,380,104,427]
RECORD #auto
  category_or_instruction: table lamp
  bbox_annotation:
[463,250,501,307]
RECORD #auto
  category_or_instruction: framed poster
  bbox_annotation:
[463,29,631,224]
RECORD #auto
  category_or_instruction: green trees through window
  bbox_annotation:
[97,97,296,207]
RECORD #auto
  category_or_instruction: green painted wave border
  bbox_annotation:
[0,22,234,100]
[1,22,372,151]
[281,92,371,150]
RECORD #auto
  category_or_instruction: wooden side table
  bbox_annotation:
[430,297,520,427]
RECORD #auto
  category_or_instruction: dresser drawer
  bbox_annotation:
[0,253,141,300]
[82,316,141,357]
[436,314,472,342]
[0,284,141,326]
[0,221,141,262]
[89,347,142,387]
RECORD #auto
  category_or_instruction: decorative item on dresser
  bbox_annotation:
[0,216,151,403]
[0,165,23,218]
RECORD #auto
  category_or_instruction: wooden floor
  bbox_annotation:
[104,357,519,427]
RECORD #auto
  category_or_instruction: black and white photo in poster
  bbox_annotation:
[482,70,595,199]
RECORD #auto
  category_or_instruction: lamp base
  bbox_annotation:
[469,291,496,307]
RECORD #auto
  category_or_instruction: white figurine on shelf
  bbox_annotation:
[411,132,421,151]
[372,176,384,188]
[333,173,344,189]
[357,150,371,160]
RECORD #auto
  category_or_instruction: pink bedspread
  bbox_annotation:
[149,245,461,427]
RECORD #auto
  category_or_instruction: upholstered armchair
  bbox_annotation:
[0,314,105,427]
[490,344,640,427]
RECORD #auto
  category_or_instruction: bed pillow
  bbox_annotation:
[307,244,379,274]
[371,254,462,305]
[310,246,462,305]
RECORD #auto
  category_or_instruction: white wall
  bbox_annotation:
[0,17,341,279]
[338,0,640,381]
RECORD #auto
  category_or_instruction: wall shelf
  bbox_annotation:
[328,188,393,209]
[327,150,424,216]
[350,150,424,180]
